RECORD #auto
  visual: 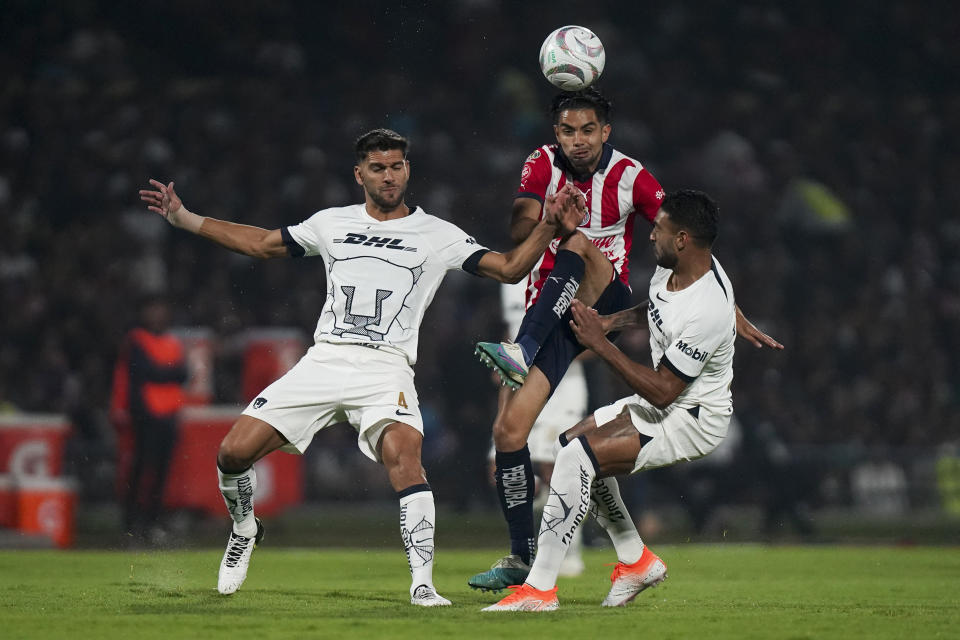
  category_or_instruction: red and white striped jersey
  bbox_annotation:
[516,142,664,308]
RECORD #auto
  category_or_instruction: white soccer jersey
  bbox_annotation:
[646,257,736,414]
[283,204,487,365]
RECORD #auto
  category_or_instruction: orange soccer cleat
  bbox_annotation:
[481,583,559,612]
[601,545,668,607]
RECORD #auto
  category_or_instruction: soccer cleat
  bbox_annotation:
[468,554,531,592]
[601,545,668,607]
[475,341,529,389]
[410,584,452,607]
[217,518,264,595]
[482,583,559,612]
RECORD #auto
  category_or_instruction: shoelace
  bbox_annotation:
[223,533,251,568]
[412,585,434,600]
[607,561,629,581]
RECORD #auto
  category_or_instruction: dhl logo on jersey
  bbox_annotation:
[334,233,417,252]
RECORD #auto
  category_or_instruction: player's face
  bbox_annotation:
[553,108,611,174]
[354,149,409,211]
[650,209,681,269]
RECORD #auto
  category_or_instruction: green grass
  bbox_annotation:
[1,546,958,639]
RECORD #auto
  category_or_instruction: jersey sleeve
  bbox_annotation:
[516,147,552,204]
[659,306,730,382]
[433,221,489,272]
[632,168,664,223]
[283,211,325,257]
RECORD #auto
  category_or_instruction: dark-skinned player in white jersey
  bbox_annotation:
[485,189,738,611]
[471,89,782,591]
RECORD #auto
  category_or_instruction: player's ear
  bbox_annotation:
[354,165,363,185]
[403,160,410,178]
[601,123,611,143]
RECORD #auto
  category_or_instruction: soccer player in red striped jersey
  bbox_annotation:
[471,89,782,592]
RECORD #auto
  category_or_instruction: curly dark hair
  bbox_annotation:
[549,86,612,124]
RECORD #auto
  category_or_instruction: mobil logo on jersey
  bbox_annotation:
[675,339,709,363]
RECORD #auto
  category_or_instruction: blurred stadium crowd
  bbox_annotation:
[1,1,957,510]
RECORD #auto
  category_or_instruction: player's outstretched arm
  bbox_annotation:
[598,299,650,334]
[475,185,585,283]
[139,179,289,259]
[509,197,543,245]
[735,306,784,349]
[570,300,686,409]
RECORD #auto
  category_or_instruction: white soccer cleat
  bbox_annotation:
[482,583,559,612]
[217,518,263,595]
[601,545,667,607]
[410,584,452,607]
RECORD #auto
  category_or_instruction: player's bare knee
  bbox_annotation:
[217,443,252,473]
[492,415,526,451]
[557,230,591,255]
[384,451,425,487]
[561,415,597,442]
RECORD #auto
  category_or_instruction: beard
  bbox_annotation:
[655,248,678,269]
[366,185,406,210]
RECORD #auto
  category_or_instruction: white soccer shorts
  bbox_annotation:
[242,342,423,462]
[592,395,730,473]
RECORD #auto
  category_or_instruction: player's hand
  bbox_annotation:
[544,184,586,237]
[736,312,784,349]
[569,299,608,351]
[139,179,186,227]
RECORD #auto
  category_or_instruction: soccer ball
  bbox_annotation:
[538,25,605,91]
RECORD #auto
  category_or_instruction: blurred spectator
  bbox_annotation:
[110,296,187,540]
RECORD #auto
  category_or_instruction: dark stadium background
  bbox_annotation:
[1,0,957,546]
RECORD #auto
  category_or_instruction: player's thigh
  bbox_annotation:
[377,421,424,467]
[492,366,552,447]
[558,232,614,304]
[218,415,289,469]
[583,409,648,478]
[342,353,424,463]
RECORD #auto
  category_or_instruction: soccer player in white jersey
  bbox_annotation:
[471,89,782,591]
[138,128,585,606]
[484,190,737,611]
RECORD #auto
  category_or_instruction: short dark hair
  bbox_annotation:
[354,128,409,162]
[661,190,719,247]
[549,87,611,125]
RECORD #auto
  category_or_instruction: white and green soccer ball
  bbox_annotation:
[538,25,605,91]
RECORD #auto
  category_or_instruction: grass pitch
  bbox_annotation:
[1,545,957,639]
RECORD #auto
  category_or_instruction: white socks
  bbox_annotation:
[399,488,437,593]
[590,476,644,564]
[526,437,595,591]
[218,465,259,537]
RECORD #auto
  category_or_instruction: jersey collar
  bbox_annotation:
[553,143,614,181]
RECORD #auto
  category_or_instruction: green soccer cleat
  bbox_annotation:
[475,341,529,390]
[468,554,532,592]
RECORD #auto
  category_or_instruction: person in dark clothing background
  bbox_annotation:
[110,296,187,541]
